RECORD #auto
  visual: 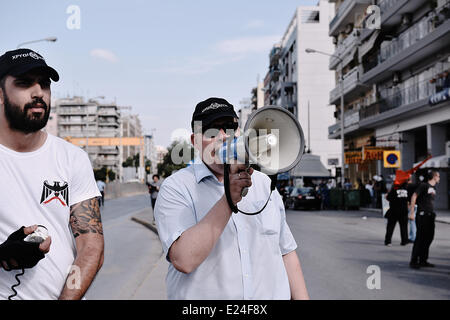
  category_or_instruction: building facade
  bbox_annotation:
[264,0,341,173]
[327,0,450,209]
[56,96,121,173]
[121,114,143,163]
[144,134,157,175]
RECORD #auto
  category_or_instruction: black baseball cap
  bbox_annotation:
[0,48,59,82]
[191,97,238,132]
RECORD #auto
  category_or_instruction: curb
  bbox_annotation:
[360,208,450,225]
[131,217,159,235]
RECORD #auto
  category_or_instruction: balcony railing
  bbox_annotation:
[360,77,440,120]
[366,2,450,73]
[96,159,119,167]
[327,109,359,136]
[58,108,89,115]
[378,0,402,16]
[330,0,354,30]
[330,30,359,69]
[330,66,361,103]
[329,0,371,34]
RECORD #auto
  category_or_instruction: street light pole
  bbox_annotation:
[305,48,345,187]
[339,61,345,188]
[17,37,57,49]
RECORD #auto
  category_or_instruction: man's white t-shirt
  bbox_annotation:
[0,133,101,299]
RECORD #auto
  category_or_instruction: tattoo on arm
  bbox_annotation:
[70,198,103,238]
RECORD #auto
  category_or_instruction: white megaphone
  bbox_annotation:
[217,105,305,199]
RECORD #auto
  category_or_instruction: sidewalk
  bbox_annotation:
[131,208,169,300]
[363,207,450,224]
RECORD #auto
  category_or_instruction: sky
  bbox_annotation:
[1,0,319,147]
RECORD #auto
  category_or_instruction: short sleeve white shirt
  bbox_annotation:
[0,133,101,299]
[154,159,297,300]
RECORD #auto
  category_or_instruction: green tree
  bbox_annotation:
[108,169,116,181]
[94,167,107,181]
[157,140,194,178]
[122,153,140,169]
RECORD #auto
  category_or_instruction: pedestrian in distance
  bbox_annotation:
[409,170,440,269]
[406,176,417,243]
[96,178,106,207]
[384,174,410,246]
[374,175,387,209]
[343,178,352,190]
[365,180,374,208]
[147,174,161,223]
[154,97,309,300]
[0,49,104,299]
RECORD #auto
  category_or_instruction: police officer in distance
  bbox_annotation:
[409,170,440,269]
[384,174,410,246]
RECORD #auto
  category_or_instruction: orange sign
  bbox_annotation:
[345,151,363,164]
[363,146,395,161]
[65,137,144,146]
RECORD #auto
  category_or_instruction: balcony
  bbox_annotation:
[327,109,361,139]
[97,130,119,137]
[96,159,119,167]
[98,121,119,127]
[58,108,88,115]
[98,147,119,155]
[330,30,360,70]
[58,119,87,125]
[359,76,443,127]
[379,0,426,28]
[270,66,281,82]
[329,0,372,36]
[98,109,119,117]
[329,66,368,105]
[59,130,95,138]
[361,7,450,84]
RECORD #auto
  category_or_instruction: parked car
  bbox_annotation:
[285,187,321,210]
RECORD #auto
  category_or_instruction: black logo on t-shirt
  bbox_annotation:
[40,181,69,207]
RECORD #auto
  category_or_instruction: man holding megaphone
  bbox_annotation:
[154,97,309,300]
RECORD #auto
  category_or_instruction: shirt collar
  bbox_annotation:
[192,158,216,184]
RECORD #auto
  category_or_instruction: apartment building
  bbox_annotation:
[264,0,341,172]
[56,96,121,173]
[327,0,450,208]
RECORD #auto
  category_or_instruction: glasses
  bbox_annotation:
[202,121,239,135]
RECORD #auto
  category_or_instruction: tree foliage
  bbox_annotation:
[157,140,194,178]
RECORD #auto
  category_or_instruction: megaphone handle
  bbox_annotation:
[224,164,239,213]
[240,165,252,197]
[223,164,275,215]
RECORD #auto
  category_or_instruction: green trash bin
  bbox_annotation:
[330,189,344,209]
[344,190,360,210]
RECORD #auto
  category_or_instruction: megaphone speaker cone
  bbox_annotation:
[244,106,305,175]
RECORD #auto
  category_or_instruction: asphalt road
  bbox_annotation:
[288,208,450,300]
[84,194,162,300]
[83,194,450,300]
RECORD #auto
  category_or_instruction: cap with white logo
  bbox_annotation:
[191,97,238,132]
[0,48,59,82]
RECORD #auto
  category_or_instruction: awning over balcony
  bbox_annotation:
[290,154,331,177]
[413,155,449,169]
[359,30,380,61]
[342,46,358,69]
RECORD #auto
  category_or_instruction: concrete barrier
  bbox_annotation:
[104,181,148,199]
